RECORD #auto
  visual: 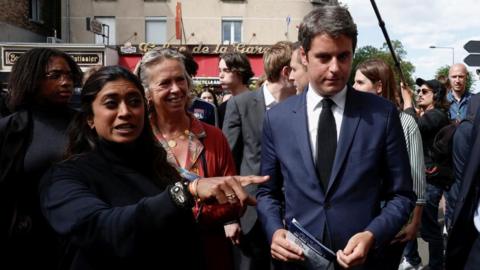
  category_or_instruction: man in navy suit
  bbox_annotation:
[446,95,480,270]
[223,41,296,270]
[256,5,415,269]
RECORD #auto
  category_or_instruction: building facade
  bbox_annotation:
[0,0,338,87]
[0,0,62,42]
[67,0,336,84]
[68,0,336,46]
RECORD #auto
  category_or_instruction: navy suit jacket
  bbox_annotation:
[446,98,480,269]
[257,87,415,258]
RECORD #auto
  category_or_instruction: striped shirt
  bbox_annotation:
[400,112,426,205]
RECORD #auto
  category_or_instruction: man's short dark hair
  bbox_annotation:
[220,52,254,85]
[298,4,358,54]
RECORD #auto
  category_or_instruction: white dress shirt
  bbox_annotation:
[474,201,480,233]
[306,83,346,161]
[263,83,277,110]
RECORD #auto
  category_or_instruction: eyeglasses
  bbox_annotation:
[45,70,73,81]
[416,88,432,95]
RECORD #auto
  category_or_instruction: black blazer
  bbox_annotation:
[39,142,204,270]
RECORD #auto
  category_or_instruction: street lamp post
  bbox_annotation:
[429,45,455,65]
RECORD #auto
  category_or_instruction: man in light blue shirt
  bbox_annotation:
[447,63,472,123]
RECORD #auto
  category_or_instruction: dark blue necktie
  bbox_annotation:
[316,98,337,190]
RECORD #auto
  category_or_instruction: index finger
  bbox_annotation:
[237,175,269,187]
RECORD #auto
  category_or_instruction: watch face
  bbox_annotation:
[174,185,185,203]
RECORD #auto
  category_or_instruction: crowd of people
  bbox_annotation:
[1,3,479,270]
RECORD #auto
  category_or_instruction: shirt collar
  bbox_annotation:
[263,84,277,109]
[306,83,347,110]
[447,91,455,103]
[447,90,471,103]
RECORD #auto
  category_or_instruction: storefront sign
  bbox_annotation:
[86,17,103,36]
[119,43,271,55]
[4,50,27,66]
[3,50,104,67]
[68,52,104,65]
[193,78,220,85]
[120,45,137,54]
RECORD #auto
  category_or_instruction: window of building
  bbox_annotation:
[222,18,242,44]
[311,0,337,4]
[145,17,167,44]
[30,0,43,22]
[94,17,116,45]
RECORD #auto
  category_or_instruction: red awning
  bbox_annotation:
[118,54,264,78]
[118,55,142,72]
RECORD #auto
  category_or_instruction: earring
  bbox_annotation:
[87,120,94,129]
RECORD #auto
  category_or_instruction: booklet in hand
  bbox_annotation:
[286,218,336,269]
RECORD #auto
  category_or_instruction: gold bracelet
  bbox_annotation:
[189,178,200,201]
[188,179,196,196]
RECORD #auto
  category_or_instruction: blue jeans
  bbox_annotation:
[404,184,444,270]
[404,238,422,266]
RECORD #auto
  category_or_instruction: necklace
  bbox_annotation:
[165,130,190,148]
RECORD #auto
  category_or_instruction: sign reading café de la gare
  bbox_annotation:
[118,42,271,55]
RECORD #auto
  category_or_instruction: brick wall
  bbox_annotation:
[0,0,56,37]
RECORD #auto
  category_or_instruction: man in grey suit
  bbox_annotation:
[223,41,296,270]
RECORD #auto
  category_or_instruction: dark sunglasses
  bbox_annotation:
[416,88,432,95]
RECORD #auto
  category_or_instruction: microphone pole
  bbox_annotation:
[369,0,407,84]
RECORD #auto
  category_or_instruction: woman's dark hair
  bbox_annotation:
[356,59,399,107]
[199,89,218,107]
[66,65,179,186]
[432,84,450,111]
[220,52,254,85]
[7,48,83,112]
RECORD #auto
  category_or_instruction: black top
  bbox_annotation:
[0,106,74,269]
[25,106,73,187]
[39,139,204,270]
[404,107,449,166]
[0,90,9,117]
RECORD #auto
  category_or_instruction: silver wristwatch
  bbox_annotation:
[168,180,194,209]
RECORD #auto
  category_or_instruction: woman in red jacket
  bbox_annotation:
[137,48,241,270]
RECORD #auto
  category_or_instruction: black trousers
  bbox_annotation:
[465,234,480,270]
[233,221,272,270]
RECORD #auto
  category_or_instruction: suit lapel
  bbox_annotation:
[293,92,317,179]
[327,87,361,193]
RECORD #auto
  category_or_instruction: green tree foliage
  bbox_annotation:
[435,65,475,92]
[350,40,416,88]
